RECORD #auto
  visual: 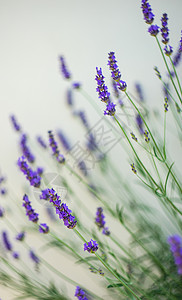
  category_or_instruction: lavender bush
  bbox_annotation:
[0,1,182,299]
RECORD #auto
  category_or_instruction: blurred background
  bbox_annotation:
[0,0,182,298]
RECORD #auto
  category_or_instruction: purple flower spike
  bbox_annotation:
[161,13,169,44]
[39,223,49,234]
[108,52,121,82]
[36,136,47,149]
[40,188,77,229]
[20,134,35,163]
[59,56,71,79]
[95,67,110,103]
[164,45,173,56]
[141,0,154,24]
[95,207,110,236]
[23,194,39,223]
[17,156,41,188]
[135,83,144,102]
[72,82,81,89]
[57,130,71,151]
[66,89,74,106]
[75,286,88,300]
[48,130,65,163]
[84,239,98,253]
[0,206,4,217]
[148,24,160,37]
[104,101,116,116]
[29,249,40,265]
[12,252,19,259]
[10,115,21,131]
[16,232,25,241]
[2,231,12,251]
[108,52,127,92]
[118,80,127,91]
[168,234,182,275]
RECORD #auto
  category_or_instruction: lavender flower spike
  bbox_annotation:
[10,115,21,131]
[164,45,173,56]
[48,130,65,163]
[75,286,88,300]
[17,156,41,188]
[95,67,110,103]
[148,24,160,37]
[104,101,116,116]
[40,188,77,229]
[168,235,182,275]
[2,231,12,251]
[84,239,98,253]
[141,0,154,24]
[95,207,110,236]
[23,194,39,223]
[36,136,47,149]
[59,56,71,79]
[29,249,40,265]
[20,134,35,163]
[161,13,169,44]
[108,52,127,91]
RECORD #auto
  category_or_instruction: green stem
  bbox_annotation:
[155,36,182,105]
[124,225,167,276]
[169,56,182,97]
[114,115,159,188]
[125,91,182,194]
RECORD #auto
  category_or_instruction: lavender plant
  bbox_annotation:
[1,1,182,299]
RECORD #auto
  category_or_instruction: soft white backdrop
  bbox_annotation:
[0,0,182,299]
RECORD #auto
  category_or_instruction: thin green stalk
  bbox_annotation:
[169,56,182,97]
[155,36,182,105]
[114,115,159,188]
[125,91,182,193]
[123,224,167,276]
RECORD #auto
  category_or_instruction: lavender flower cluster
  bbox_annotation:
[40,188,77,229]
[17,156,41,188]
[168,235,182,275]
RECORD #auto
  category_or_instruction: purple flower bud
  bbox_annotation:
[164,45,173,56]
[59,56,71,79]
[168,234,182,275]
[16,231,25,241]
[95,67,110,103]
[0,206,4,217]
[12,251,19,259]
[95,207,110,236]
[17,156,41,188]
[141,0,155,25]
[66,89,74,106]
[104,101,116,116]
[20,134,35,163]
[39,223,49,234]
[29,249,40,265]
[48,131,65,163]
[161,13,169,44]
[36,136,47,149]
[10,115,21,131]
[148,24,160,36]
[75,286,88,300]
[57,130,71,151]
[2,231,12,251]
[72,82,81,89]
[23,194,39,223]
[84,239,98,253]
